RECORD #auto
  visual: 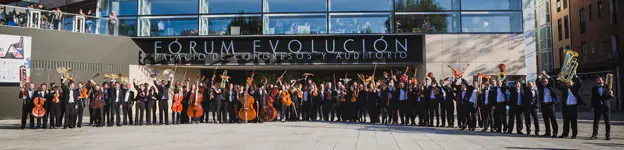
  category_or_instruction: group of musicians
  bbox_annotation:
[18,68,613,140]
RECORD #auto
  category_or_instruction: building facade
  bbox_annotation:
[550,0,571,73]
[536,0,554,73]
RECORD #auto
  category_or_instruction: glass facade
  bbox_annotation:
[100,0,523,37]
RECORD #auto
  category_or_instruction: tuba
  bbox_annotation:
[497,64,507,80]
[558,49,579,83]
[57,67,73,81]
[220,70,229,89]
[606,73,614,91]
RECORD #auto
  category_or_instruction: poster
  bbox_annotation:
[0,34,31,83]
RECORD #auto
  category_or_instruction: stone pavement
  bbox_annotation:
[0,112,622,150]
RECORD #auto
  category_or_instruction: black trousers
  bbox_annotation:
[541,102,558,135]
[524,105,540,135]
[202,99,210,122]
[94,108,104,127]
[64,103,76,128]
[41,103,49,128]
[135,102,145,125]
[399,100,409,124]
[221,101,230,123]
[312,100,321,121]
[508,105,523,133]
[493,103,507,132]
[302,100,311,121]
[592,105,611,137]
[562,105,579,137]
[58,102,66,127]
[323,101,336,121]
[146,101,156,125]
[103,104,111,126]
[226,101,237,123]
[336,102,344,121]
[440,100,454,127]
[21,104,34,129]
[457,102,465,128]
[89,100,94,125]
[428,100,439,126]
[49,103,59,128]
[212,100,222,123]
[75,101,84,127]
[158,100,169,124]
[122,102,133,125]
[482,107,493,130]
[390,103,399,124]
[419,101,428,125]
[111,102,121,126]
[409,101,419,125]
[463,103,476,129]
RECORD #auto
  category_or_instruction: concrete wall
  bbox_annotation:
[424,34,526,82]
[0,26,140,119]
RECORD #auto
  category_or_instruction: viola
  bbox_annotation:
[171,93,183,113]
[32,97,46,118]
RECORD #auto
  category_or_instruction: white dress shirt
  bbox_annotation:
[566,89,577,105]
[124,90,131,102]
[68,90,74,103]
[115,89,120,102]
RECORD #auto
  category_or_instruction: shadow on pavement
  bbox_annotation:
[505,147,579,150]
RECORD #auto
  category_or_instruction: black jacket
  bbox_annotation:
[508,87,523,107]
[557,77,585,106]
[591,84,613,109]
[522,86,538,107]
[537,77,558,104]
[154,80,171,100]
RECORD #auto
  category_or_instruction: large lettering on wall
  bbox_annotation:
[133,34,424,65]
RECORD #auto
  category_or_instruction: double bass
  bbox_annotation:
[187,76,204,119]
[260,78,277,122]
[238,71,257,122]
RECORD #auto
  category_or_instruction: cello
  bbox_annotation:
[171,91,183,113]
[187,75,204,120]
[32,92,46,118]
[260,78,277,122]
[238,69,258,122]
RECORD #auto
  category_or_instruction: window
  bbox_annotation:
[564,16,569,38]
[557,19,562,41]
[461,0,521,10]
[581,42,587,61]
[201,0,262,14]
[264,14,327,34]
[200,15,262,36]
[332,0,392,11]
[589,5,593,21]
[395,0,460,11]
[580,9,586,34]
[100,0,138,16]
[118,18,137,36]
[330,13,392,34]
[141,0,198,15]
[563,0,568,9]
[599,39,605,54]
[591,40,596,53]
[557,0,561,12]
[138,16,199,36]
[559,47,564,65]
[611,0,617,24]
[395,12,460,33]
[461,12,522,33]
[614,35,619,55]
[598,1,603,18]
[265,0,326,12]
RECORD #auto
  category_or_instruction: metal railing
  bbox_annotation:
[0,4,119,36]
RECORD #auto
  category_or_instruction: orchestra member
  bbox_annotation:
[122,83,135,125]
[147,85,157,125]
[492,79,508,133]
[60,78,77,129]
[425,78,441,127]
[133,79,146,125]
[110,82,123,126]
[558,76,584,139]
[537,72,558,137]
[48,83,60,129]
[35,84,48,129]
[508,80,525,134]
[441,79,455,128]
[154,75,173,125]
[90,85,105,127]
[480,81,494,132]
[523,81,540,136]
[590,76,613,140]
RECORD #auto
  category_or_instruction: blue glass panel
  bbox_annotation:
[265,0,326,12]
[206,16,262,35]
[119,18,137,36]
[330,14,392,34]
[118,0,138,16]
[265,15,327,34]
[149,0,198,15]
[461,0,521,10]
[395,13,460,33]
[461,12,523,33]
[394,0,460,11]
[148,17,198,36]
[208,0,262,13]
[331,0,392,11]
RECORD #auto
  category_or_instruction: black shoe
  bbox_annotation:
[558,135,568,138]
[588,136,597,140]
[541,134,551,137]
[570,136,576,139]
[606,137,611,140]
[517,132,524,135]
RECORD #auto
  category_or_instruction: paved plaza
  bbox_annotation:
[0,112,622,150]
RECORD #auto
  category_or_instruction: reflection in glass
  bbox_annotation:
[331,0,392,11]
[265,0,326,12]
[145,0,198,15]
[264,14,327,34]
[204,15,262,35]
[204,0,262,14]
[141,17,198,36]
[395,13,459,33]
[461,12,522,33]
[119,18,137,36]
[100,0,138,16]
[461,0,521,10]
[330,13,391,34]
[395,0,460,11]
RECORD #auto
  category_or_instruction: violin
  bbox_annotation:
[297,88,303,99]
[312,88,318,97]
[281,90,292,106]
[171,93,183,113]
[52,91,60,103]
[32,96,46,118]
[350,90,357,103]
[79,87,88,99]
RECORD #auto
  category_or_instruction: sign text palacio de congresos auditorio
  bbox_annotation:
[133,34,424,65]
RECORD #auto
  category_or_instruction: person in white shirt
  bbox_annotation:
[590,76,614,140]
[537,71,559,137]
[61,79,77,129]
[19,83,36,129]
[557,76,584,139]
[507,81,524,134]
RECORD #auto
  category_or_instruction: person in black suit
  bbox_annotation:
[479,81,493,132]
[457,79,477,131]
[109,82,123,126]
[441,79,455,128]
[154,76,172,125]
[507,81,524,134]
[424,78,442,127]
[122,83,135,125]
[133,79,146,125]
[537,72,558,137]
[47,83,60,129]
[34,84,48,129]
[523,82,540,136]
[102,82,111,126]
[75,82,92,128]
[201,78,212,123]
[491,79,508,133]
[19,83,36,129]
[590,76,614,140]
[557,76,585,139]
[60,78,78,129]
